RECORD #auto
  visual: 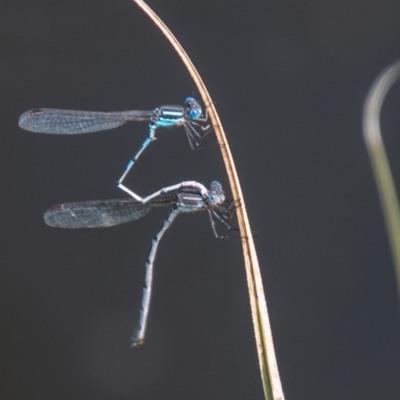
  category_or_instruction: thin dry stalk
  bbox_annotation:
[363,59,400,304]
[132,1,284,399]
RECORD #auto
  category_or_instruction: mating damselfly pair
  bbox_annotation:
[19,98,235,347]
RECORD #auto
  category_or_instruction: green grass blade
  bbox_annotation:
[363,59,400,305]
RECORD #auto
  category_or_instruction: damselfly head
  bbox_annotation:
[206,180,225,205]
[185,97,202,120]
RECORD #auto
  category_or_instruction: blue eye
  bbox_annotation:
[210,181,222,192]
[185,96,196,105]
[188,107,201,119]
[184,97,202,119]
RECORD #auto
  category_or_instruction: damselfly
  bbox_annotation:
[19,98,210,201]
[44,180,234,347]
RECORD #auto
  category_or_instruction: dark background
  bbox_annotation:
[2,0,400,399]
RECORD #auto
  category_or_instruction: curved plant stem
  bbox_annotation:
[363,59,400,304]
[132,1,284,399]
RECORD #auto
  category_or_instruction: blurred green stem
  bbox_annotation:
[363,59,400,304]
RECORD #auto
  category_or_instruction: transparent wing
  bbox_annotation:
[44,194,175,228]
[19,108,153,134]
[44,199,153,228]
